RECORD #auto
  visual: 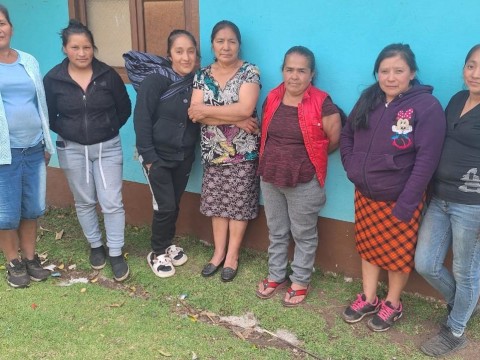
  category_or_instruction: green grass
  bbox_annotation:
[0,207,478,359]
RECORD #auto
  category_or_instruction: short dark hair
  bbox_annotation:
[465,44,480,65]
[167,29,200,59]
[0,3,12,26]
[210,20,241,45]
[282,45,317,84]
[60,19,96,50]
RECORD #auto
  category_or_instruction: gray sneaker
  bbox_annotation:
[343,293,380,323]
[420,325,467,357]
[24,255,50,282]
[6,259,30,288]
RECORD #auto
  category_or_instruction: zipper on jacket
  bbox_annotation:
[362,106,388,198]
[82,93,89,144]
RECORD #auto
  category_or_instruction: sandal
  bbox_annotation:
[256,278,288,299]
[282,285,309,307]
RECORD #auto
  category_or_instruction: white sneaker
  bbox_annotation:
[165,245,188,266]
[147,252,175,278]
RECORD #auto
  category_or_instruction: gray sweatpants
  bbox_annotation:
[56,135,125,256]
[261,177,326,286]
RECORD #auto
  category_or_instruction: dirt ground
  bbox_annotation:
[57,270,478,360]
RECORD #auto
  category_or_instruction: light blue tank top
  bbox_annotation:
[0,54,43,148]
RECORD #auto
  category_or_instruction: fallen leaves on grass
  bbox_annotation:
[109,302,125,308]
[31,303,38,310]
[158,349,172,357]
[55,229,64,240]
[80,288,87,293]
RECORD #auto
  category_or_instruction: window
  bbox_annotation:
[68,0,199,82]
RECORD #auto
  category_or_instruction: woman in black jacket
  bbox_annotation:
[132,30,199,278]
[44,20,131,281]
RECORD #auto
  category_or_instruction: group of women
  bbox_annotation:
[1,3,479,357]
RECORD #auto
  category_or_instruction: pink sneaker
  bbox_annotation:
[367,300,403,332]
[342,293,380,323]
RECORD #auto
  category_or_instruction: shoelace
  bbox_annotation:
[377,302,398,321]
[351,294,376,311]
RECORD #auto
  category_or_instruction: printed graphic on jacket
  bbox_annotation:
[391,108,413,149]
[459,168,480,193]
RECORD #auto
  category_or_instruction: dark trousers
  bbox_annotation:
[144,155,194,254]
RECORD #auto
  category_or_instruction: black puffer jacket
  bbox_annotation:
[44,58,131,145]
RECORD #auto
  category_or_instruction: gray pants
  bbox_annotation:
[261,177,326,286]
[57,135,125,256]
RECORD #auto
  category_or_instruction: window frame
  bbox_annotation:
[68,0,199,82]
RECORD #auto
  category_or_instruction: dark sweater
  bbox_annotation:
[133,73,199,164]
[340,84,446,222]
[434,90,480,204]
[44,58,131,145]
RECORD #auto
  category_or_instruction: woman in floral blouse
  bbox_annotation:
[188,20,260,282]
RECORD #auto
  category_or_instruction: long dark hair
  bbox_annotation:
[350,43,418,130]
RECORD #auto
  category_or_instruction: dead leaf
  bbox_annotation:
[123,252,129,260]
[31,303,38,310]
[68,264,77,270]
[158,350,172,357]
[187,314,198,322]
[44,264,56,271]
[233,329,245,340]
[90,277,98,283]
[109,302,125,308]
[57,263,65,270]
[80,288,87,293]
[191,352,198,360]
[0,265,5,270]
[55,229,64,240]
[39,226,52,232]
[56,214,65,218]
[88,270,100,280]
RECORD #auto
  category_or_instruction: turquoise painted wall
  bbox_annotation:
[4,0,478,222]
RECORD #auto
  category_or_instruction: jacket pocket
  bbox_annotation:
[344,152,366,186]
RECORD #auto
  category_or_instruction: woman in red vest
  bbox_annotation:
[256,46,341,306]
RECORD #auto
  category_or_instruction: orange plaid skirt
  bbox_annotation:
[354,190,425,273]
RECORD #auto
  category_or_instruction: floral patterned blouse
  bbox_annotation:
[193,61,261,165]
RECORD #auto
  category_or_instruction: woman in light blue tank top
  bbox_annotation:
[0,4,54,288]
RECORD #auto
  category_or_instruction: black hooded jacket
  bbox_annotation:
[44,58,131,145]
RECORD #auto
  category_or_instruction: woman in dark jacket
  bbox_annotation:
[132,30,199,278]
[44,20,131,282]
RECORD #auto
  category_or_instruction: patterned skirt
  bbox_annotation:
[354,190,425,273]
[200,161,260,221]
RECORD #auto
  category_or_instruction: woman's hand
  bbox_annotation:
[188,103,208,122]
[44,152,51,166]
[236,117,259,134]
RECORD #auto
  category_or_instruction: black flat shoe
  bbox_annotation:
[221,267,238,282]
[201,259,224,277]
